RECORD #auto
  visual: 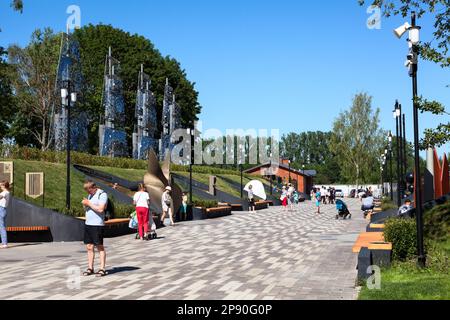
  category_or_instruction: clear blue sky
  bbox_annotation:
[1,0,448,155]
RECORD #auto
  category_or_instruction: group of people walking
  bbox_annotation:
[312,186,337,214]
[80,180,187,278]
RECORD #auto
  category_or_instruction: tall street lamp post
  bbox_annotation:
[61,81,77,210]
[187,126,195,205]
[394,105,402,206]
[394,11,425,267]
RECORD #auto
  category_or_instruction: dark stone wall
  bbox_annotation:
[6,198,85,242]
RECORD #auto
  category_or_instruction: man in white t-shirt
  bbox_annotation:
[81,181,108,277]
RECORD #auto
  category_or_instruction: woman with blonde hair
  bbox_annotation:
[0,181,11,249]
[133,183,151,240]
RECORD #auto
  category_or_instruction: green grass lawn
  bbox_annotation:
[359,265,450,300]
[359,239,450,300]
[1,159,87,212]
[89,165,271,199]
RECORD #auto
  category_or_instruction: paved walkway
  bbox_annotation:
[0,199,367,300]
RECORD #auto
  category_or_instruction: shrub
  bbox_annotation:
[381,197,398,211]
[384,218,417,261]
[193,199,218,209]
[424,202,450,242]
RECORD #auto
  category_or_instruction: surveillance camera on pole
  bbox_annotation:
[393,12,426,268]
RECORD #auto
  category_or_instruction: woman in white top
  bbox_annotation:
[161,186,174,226]
[0,180,11,248]
[133,184,150,241]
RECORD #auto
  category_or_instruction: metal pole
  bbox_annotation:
[189,127,194,204]
[402,113,408,189]
[288,160,291,184]
[66,81,71,210]
[240,164,243,199]
[411,12,426,268]
[390,147,394,201]
[395,106,401,205]
[399,104,404,201]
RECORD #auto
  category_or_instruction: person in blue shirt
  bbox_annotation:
[315,188,322,214]
[81,181,108,277]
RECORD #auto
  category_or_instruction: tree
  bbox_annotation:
[280,131,342,184]
[8,28,61,151]
[11,0,23,12]
[359,0,449,67]
[73,24,201,153]
[358,0,450,149]
[330,93,385,186]
[0,47,15,140]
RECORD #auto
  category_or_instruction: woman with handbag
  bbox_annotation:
[133,184,151,240]
[161,186,175,226]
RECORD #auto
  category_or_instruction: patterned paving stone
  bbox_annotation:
[0,199,367,300]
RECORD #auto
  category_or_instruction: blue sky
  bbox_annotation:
[0,0,448,155]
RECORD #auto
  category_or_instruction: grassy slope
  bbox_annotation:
[90,165,271,198]
[359,264,450,300]
[1,159,86,211]
[359,199,450,300]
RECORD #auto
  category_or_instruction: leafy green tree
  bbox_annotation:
[11,0,23,12]
[330,93,385,186]
[8,28,61,150]
[358,1,450,149]
[73,24,201,153]
[280,131,342,184]
[359,0,449,67]
[0,47,15,140]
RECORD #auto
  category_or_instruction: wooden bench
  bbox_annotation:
[7,226,50,232]
[6,226,52,243]
[352,232,385,253]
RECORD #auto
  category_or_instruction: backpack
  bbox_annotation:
[99,192,115,221]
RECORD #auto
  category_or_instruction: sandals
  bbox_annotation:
[83,268,95,276]
[96,269,108,277]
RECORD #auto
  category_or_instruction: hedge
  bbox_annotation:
[384,218,417,261]
[0,145,243,176]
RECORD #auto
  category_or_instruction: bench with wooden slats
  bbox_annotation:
[7,226,50,232]
[352,232,385,253]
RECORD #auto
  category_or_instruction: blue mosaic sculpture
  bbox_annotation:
[53,31,88,152]
[159,78,182,160]
[132,65,158,159]
[98,47,128,157]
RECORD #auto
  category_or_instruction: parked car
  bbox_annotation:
[335,189,344,198]
[349,189,366,198]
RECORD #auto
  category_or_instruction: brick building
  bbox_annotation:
[244,159,316,195]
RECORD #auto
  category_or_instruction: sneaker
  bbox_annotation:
[0,245,8,249]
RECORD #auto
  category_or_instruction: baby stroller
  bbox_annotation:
[335,199,352,220]
[129,211,158,240]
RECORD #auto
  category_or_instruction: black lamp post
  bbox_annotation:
[394,104,402,206]
[188,126,194,205]
[240,164,243,199]
[288,159,291,184]
[394,11,425,267]
[61,80,76,210]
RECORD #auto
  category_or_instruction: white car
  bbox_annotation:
[335,189,344,198]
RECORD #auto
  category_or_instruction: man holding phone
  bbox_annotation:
[81,181,108,277]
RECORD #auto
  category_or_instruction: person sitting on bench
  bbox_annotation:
[361,194,374,217]
[398,199,413,218]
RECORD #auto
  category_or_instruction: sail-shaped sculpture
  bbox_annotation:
[132,65,158,159]
[53,31,88,152]
[159,78,182,160]
[98,47,128,157]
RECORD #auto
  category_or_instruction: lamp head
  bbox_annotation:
[394,22,411,39]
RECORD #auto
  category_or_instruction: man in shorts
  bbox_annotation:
[81,181,108,277]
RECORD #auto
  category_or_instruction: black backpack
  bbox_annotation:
[99,192,115,221]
